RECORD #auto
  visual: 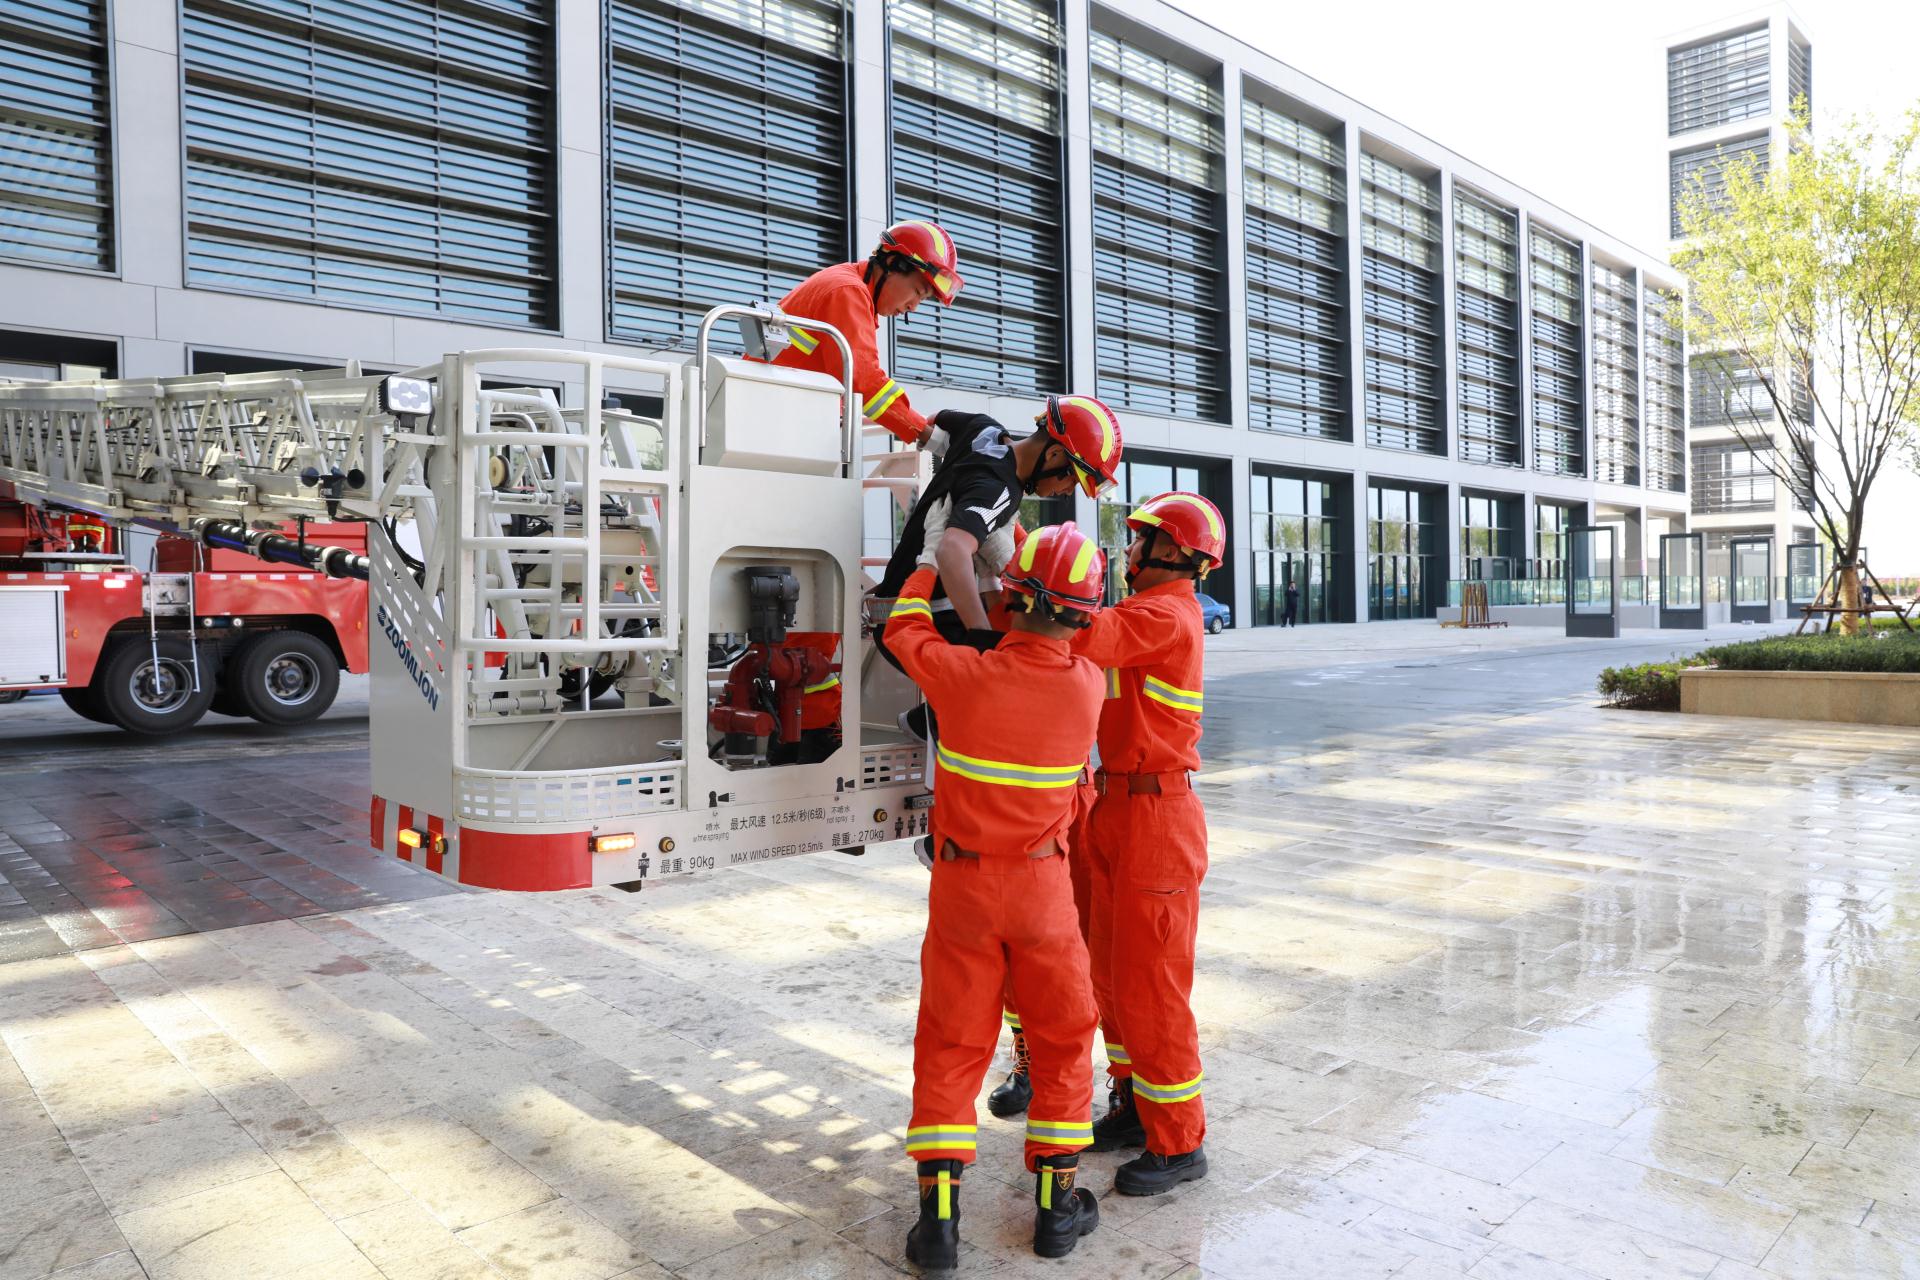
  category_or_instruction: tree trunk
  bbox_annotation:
[1837,564,1861,637]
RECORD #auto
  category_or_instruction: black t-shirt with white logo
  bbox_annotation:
[877,411,1023,602]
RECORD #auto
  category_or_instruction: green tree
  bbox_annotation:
[1674,108,1920,633]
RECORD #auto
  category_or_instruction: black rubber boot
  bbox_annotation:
[986,1029,1033,1118]
[1088,1076,1146,1152]
[1032,1154,1099,1258]
[1114,1146,1209,1196]
[904,1159,961,1271]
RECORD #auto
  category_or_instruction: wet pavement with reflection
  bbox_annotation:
[1,623,1916,1278]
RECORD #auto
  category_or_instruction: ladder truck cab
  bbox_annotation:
[0,305,935,890]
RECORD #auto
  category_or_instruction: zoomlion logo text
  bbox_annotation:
[377,603,439,709]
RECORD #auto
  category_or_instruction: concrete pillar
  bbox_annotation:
[849,0,892,255]
[110,0,183,293]
[1435,168,1459,463]
[554,2,604,342]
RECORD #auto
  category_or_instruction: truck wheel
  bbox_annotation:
[59,685,114,724]
[0,689,25,704]
[230,631,339,726]
[97,639,216,736]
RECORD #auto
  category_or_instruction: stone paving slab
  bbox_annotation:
[2,627,1919,1277]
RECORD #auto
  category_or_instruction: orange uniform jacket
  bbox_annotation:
[773,262,928,445]
[1073,581,1205,773]
[885,568,1101,856]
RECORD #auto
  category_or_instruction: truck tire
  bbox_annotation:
[229,631,340,726]
[97,639,216,736]
[59,685,113,724]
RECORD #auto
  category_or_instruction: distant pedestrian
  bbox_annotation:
[1281,579,1299,628]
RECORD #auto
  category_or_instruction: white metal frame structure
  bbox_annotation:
[1,305,932,891]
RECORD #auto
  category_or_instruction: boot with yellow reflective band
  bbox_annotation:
[905,1159,961,1270]
[1031,1153,1099,1258]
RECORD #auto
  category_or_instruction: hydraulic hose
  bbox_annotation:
[196,520,369,580]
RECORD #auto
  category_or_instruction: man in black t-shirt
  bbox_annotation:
[877,396,1126,654]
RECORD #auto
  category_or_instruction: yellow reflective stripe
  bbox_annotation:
[906,1123,977,1154]
[1068,537,1097,584]
[1056,394,1117,463]
[802,675,840,695]
[1106,669,1121,700]
[1142,675,1203,713]
[788,325,819,354]
[938,1169,953,1219]
[1025,1119,1093,1145]
[936,743,1084,789]
[864,380,905,418]
[1104,1041,1130,1063]
[1134,492,1222,540]
[1131,1071,1204,1104]
[890,597,934,621]
[1002,1009,1022,1028]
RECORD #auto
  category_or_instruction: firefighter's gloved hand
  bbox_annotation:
[914,835,935,870]
[963,629,1002,652]
[921,425,950,459]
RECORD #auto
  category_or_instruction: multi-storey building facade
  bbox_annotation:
[1665,6,1816,572]
[0,0,1685,624]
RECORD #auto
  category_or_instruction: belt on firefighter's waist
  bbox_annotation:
[1093,770,1191,796]
[940,837,1062,862]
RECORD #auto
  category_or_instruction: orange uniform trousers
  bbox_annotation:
[1000,779,1096,1030]
[1086,780,1208,1155]
[908,851,1098,1170]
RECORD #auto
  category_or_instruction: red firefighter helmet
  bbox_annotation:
[1037,394,1124,499]
[1001,521,1105,623]
[1126,491,1226,570]
[875,221,963,305]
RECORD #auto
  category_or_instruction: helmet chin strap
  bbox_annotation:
[1125,528,1203,588]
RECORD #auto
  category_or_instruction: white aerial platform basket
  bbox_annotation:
[364,307,930,891]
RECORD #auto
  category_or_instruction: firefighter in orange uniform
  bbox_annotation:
[884,522,1110,1267]
[772,220,962,447]
[1077,491,1224,1195]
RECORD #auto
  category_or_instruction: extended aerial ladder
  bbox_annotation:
[0,304,933,890]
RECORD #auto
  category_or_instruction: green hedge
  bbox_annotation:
[1598,657,1707,710]
[1701,629,1920,673]
[1599,628,1920,710]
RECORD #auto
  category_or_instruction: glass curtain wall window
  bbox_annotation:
[1691,442,1776,514]
[890,0,1065,393]
[1669,136,1768,237]
[606,0,848,346]
[1,0,112,271]
[1459,494,1517,580]
[1367,482,1440,620]
[1360,154,1443,454]
[181,0,556,326]
[1250,471,1341,625]
[1591,262,1640,486]
[1690,352,1771,428]
[1089,31,1227,420]
[1534,502,1572,582]
[1643,291,1686,493]
[1529,225,1584,477]
[1242,96,1346,439]
[1667,25,1769,135]
[1788,39,1812,112]
[1453,189,1521,466]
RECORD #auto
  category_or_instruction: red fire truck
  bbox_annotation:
[0,490,369,734]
